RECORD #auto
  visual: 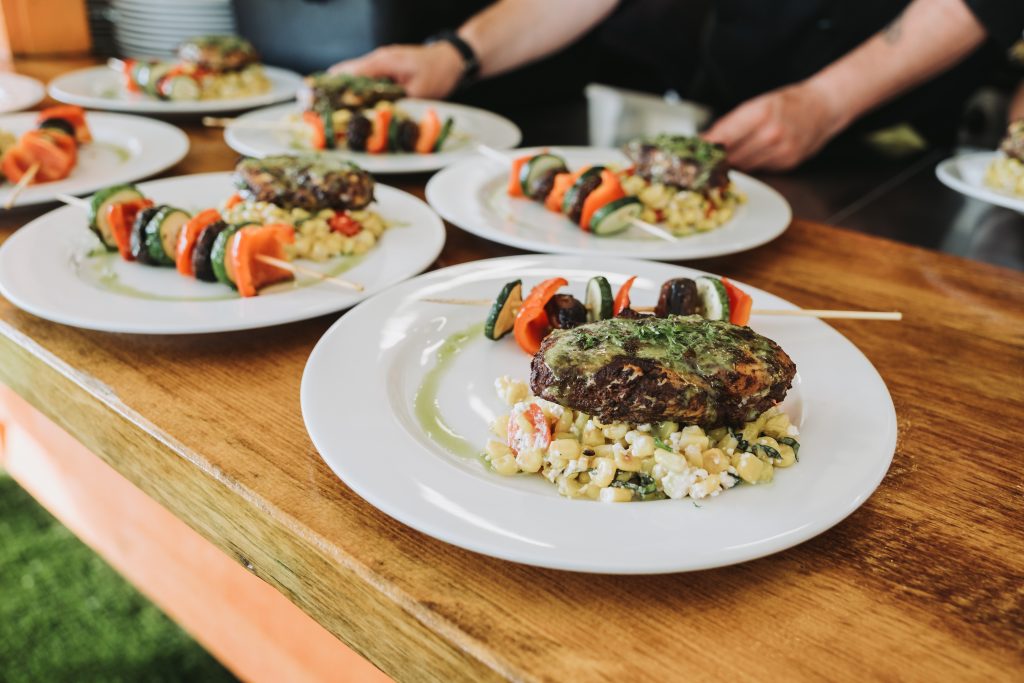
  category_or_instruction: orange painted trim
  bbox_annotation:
[0,0,91,56]
[0,385,392,683]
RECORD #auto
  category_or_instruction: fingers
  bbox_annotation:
[703,98,768,151]
[328,46,407,80]
[704,94,805,171]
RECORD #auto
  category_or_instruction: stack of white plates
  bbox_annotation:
[110,0,236,59]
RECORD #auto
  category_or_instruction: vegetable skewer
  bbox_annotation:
[420,297,903,321]
[2,105,92,194]
[477,144,678,241]
[55,193,365,294]
[444,274,902,355]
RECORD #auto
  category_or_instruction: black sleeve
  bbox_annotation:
[964,0,1024,52]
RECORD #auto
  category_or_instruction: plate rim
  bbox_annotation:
[424,146,793,261]
[0,72,46,113]
[0,172,447,334]
[47,64,303,114]
[301,254,898,574]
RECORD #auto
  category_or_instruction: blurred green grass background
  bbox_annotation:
[0,472,236,683]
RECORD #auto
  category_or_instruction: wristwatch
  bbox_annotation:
[425,30,481,87]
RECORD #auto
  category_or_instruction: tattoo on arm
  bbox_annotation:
[883,12,903,44]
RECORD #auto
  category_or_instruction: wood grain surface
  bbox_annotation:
[1,59,1022,682]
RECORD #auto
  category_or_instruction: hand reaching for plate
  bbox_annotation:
[328,43,464,100]
[703,81,846,172]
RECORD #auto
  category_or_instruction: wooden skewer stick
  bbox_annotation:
[752,309,902,321]
[54,193,365,292]
[202,116,298,130]
[255,255,364,292]
[3,163,40,209]
[419,298,902,321]
[55,193,90,210]
[628,218,678,242]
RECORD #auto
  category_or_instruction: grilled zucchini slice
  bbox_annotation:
[588,196,642,236]
[89,184,146,250]
[130,205,163,264]
[695,276,730,322]
[210,223,255,286]
[585,276,613,322]
[434,116,454,152]
[519,153,568,200]
[144,206,191,266]
[484,280,523,341]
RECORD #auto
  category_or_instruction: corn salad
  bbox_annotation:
[486,377,800,503]
[984,156,1024,197]
[621,173,745,235]
[220,199,387,261]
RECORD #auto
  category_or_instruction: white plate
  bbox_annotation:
[0,73,45,113]
[0,172,446,334]
[48,65,302,114]
[302,255,897,573]
[224,100,522,174]
[935,151,1024,214]
[0,112,188,208]
[426,147,792,260]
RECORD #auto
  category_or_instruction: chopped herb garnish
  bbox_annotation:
[654,436,673,452]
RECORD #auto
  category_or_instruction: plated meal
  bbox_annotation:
[935,119,1024,213]
[507,135,745,237]
[0,158,445,333]
[48,42,302,115]
[223,86,521,173]
[467,273,796,502]
[302,255,897,573]
[425,144,790,260]
[0,110,188,208]
[82,155,386,298]
[117,35,270,102]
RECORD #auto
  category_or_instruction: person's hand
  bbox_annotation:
[703,81,847,172]
[328,42,464,99]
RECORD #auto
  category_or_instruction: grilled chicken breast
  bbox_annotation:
[233,154,374,211]
[530,315,796,428]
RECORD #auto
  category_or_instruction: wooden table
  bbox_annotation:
[2,59,1023,682]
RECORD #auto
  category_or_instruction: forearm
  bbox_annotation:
[806,0,987,133]
[458,0,619,78]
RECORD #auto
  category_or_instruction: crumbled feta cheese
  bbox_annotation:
[662,468,700,499]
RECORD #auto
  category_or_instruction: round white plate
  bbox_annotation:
[48,65,302,114]
[302,255,897,573]
[426,147,792,260]
[936,151,1024,214]
[0,73,45,113]
[224,100,522,174]
[0,172,446,334]
[0,112,188,208]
